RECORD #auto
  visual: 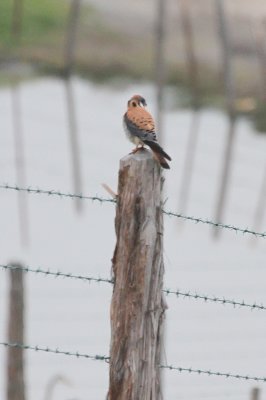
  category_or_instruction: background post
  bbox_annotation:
[251,387,260,400]
[11,0,24,41]
[108,150,166,400]
[6,263,26,400]
[64,0,81,76]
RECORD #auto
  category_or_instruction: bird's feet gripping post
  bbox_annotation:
[130,145,144,154]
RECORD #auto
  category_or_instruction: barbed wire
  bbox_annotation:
[0,341,109,362]
[1,263,266,312]
[163,288,266,311]
[162,210,266,238]
[0,183,115,204]
[160,364,266,382]
[1,341,266,383]
[0,264,113,285]
[1,182,265,239]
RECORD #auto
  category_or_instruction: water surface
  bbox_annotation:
[0,77,266,399]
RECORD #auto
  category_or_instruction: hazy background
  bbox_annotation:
[0,1,266,399]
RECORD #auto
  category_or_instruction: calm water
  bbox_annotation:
[0,77,266,400]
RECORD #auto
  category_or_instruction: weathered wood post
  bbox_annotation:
[108,150,166,400]
[6,263,26,400]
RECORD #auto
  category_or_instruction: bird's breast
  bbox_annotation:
[123,118,144,145]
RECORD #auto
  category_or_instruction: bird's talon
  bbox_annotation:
[131,147,141,154]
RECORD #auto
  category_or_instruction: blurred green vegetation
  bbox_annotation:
[0,0,68,48]
[0,0,265,137]
[0,0,146,79]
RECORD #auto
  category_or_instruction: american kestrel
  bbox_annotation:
[123,94,171,169]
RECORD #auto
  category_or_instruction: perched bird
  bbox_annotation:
[123,94,171,169]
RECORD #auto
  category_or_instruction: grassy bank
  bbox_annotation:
[0,1,225,101]
[0,0,151,78]
[0,0,68,49]
[0,0,222,88]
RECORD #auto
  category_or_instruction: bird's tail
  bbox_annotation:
[144,140,171,161]
[144,140,171,169]
[153,151,170,169]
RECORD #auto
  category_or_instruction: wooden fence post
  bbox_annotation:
[252,165,266,235]
[64,78,83,213]
[64,0,81,76]
[213,0,237,238]
[12,83,29,247]
[251,387,260,400]
[177,0,201,221]
[6,263,26,400]
[108,150,167,400]
[154,0,166,142]
[11,0,24,40]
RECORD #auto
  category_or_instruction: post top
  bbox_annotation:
[120,149,154,165]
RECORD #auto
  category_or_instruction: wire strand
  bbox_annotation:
[0,341,109,362]
[1,341,266,383]
[1,182,265,239]
[1,263,266,312]
[160,363,266,382]
[0,183,115,204]
[163,288,266,311]
[0,263,113,285]
[162,209,266,238]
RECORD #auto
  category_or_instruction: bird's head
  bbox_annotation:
[127,94,147,108]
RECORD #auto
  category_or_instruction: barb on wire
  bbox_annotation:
[1,342,266,383]
[1,182,266,239]
[0,263,113,285]
[0,183,115,204]
[162,209,266,239]
[0,342,109,362]
[1,263,266,312]
[163,288,266,312]
[160,364,266,382]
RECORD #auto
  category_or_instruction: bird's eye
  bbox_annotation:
[132,101,137,107]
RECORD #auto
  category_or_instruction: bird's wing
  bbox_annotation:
[124,108,157,142]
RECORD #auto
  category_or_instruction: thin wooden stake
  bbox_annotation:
[108,150,166,400]
[6,263,26,400]
[102,183,117,199]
